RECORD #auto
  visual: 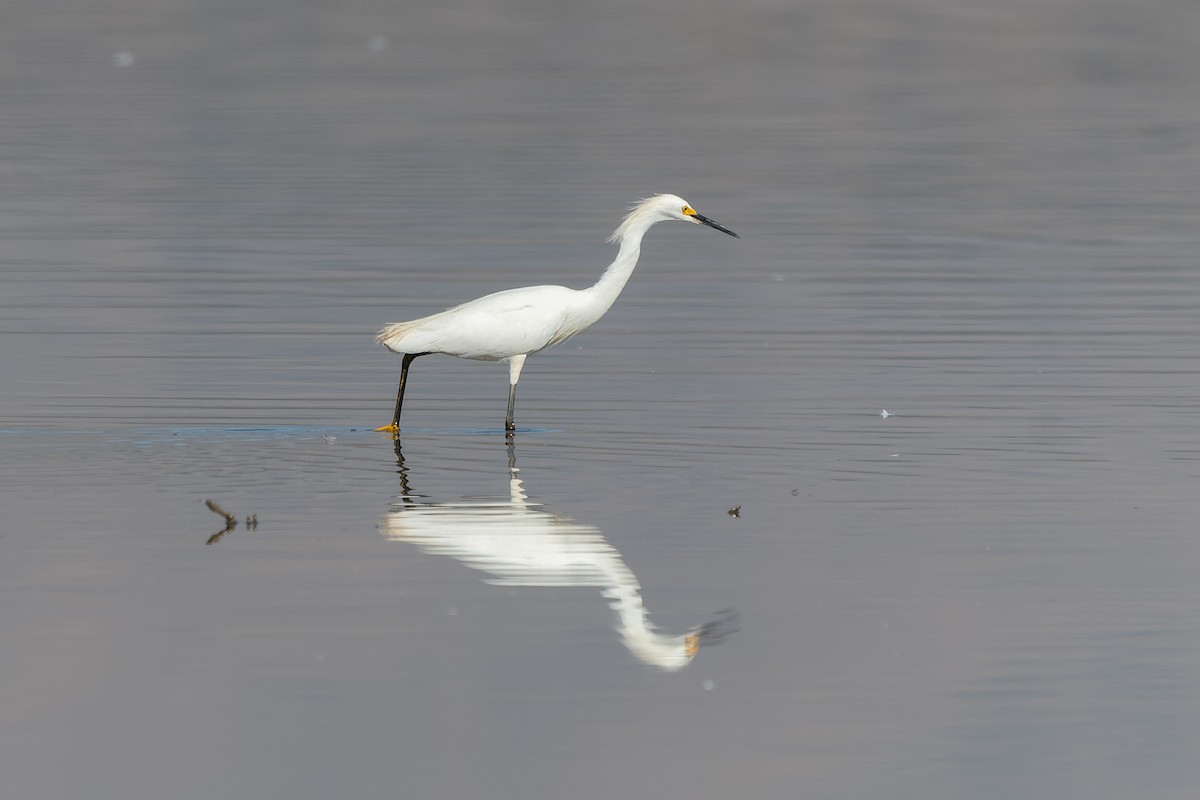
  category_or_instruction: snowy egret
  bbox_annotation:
[375,194,739,435]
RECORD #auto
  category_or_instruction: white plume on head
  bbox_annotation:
[607,194,690,243]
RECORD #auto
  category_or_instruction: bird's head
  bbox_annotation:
[651,194,740,238]
[607,194,740,244]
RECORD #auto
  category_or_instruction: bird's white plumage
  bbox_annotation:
[375,193,738,432]
[378,284,585,360]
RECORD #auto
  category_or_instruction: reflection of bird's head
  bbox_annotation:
[615,604,740,672]
[618,626,699,672]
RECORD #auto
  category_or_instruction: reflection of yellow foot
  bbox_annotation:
[373,423,399,433]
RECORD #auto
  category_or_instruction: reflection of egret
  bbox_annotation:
[382,444,737,671]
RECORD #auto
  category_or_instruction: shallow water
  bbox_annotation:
[3,1,1200,798]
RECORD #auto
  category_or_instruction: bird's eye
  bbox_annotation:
[682,206,696,216]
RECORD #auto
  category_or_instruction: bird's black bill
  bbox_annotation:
[694,213,740,238]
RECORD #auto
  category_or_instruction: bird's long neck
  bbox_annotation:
[603,567,692,671]
[582,215,653,316]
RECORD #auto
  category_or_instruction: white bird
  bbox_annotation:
[375,194,739,434]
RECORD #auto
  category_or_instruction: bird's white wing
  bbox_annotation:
[379,285,582,360]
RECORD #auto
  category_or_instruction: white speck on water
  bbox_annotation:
[113,51,135,67]
[880,409,892,418]
[702,679,716,691]
[445,606,458,616]
[322,434,336,445]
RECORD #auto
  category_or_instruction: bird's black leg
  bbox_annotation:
[505,354,527,437]
[505,382,517,437]
[376,352,426,433]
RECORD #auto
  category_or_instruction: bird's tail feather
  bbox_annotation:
[377,319,424,349]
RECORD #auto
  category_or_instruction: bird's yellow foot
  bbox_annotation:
[373,423,399,433]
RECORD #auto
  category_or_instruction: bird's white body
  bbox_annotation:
[378,284,594,361]
[375,193,738,433]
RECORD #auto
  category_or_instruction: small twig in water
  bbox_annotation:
[204,498,257,545]
[205,500,236,545]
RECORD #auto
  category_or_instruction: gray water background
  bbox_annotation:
[2,1,1199,798]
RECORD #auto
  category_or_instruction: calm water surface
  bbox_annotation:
[2,1,1199,798]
